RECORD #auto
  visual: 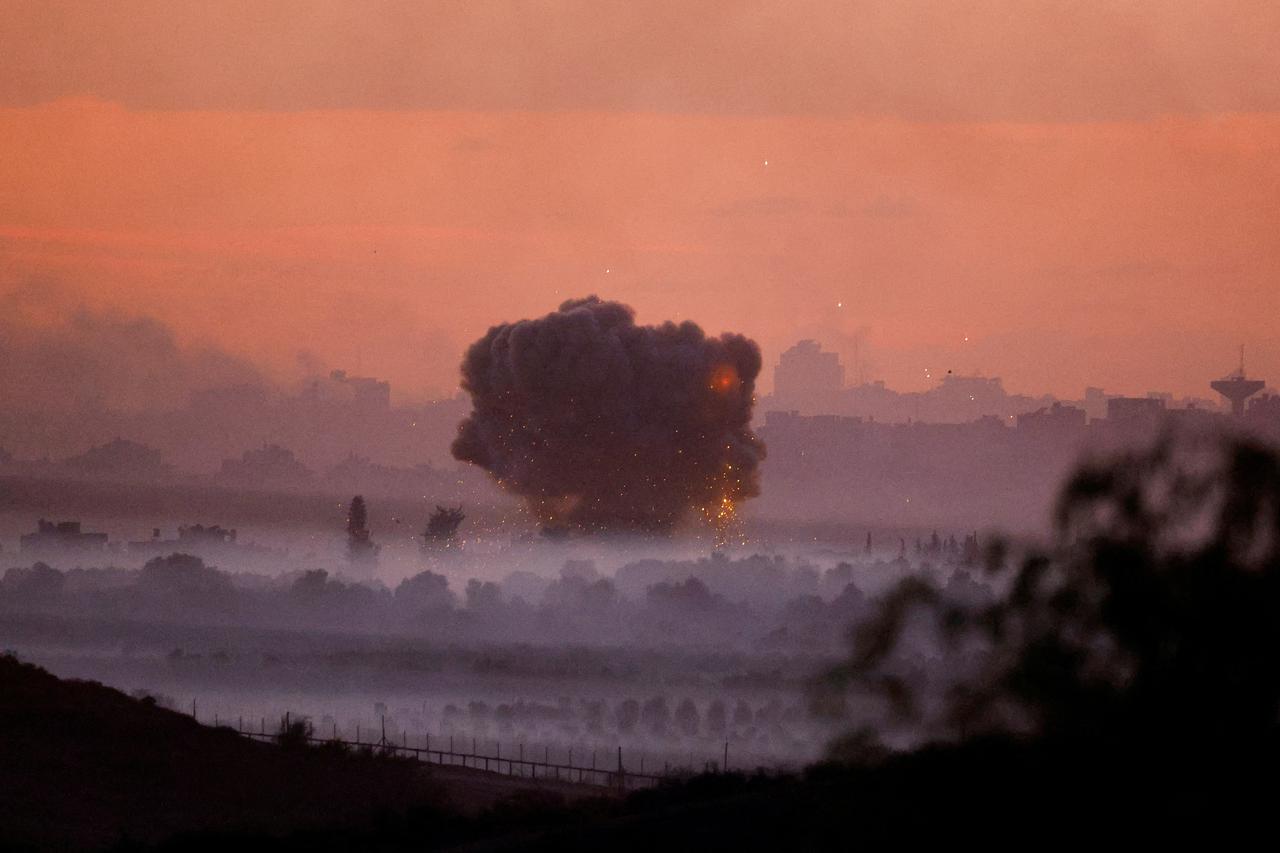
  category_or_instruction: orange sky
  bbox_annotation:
[2,1,1278,402]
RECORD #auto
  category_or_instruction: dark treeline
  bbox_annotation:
[1,550,990,652]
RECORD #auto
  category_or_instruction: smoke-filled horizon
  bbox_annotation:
[2,2,1279,406]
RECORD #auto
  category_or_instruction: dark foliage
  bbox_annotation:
[346,494,378,562]
[822,429,1280,752]
[423,505,465,542]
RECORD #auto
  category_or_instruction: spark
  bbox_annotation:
[704,495,738,549]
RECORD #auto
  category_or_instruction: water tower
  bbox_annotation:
[1210,347,1265,417]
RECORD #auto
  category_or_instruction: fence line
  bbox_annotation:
[228,715,731,792]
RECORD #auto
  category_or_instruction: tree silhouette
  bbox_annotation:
[346,495,378,563]
[675,698,701,736]
[823,429,1280,753]
[421,505,465,552]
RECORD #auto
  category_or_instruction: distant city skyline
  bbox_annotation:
[764,339,1236,424]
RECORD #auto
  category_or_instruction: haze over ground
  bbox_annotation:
[2,0,1278,414]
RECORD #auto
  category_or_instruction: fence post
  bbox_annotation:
[617,746,624,792]
[380,715,386,747]
[724,741,729,773]
[192,698,197,719]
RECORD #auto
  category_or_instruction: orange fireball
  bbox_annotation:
[709,364,739,394]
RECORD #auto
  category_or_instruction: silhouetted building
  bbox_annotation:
[1247,393,1280,431]
[20,519,109,553]
[1017,402,1087,436]
[931,373,1012,422]
[130,525,233,552]
[1107,396,1166,422]
[60,438,169,481]
[301,370,391,411]
[216,443,314,490]
[1082,387,1111,422]
[762,353,1058,425]
[126,523,287,571]
[773,340,844,413]
[757,409,1084,529]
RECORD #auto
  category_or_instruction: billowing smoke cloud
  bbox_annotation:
[0,284,264,414]
[453,296,765,532]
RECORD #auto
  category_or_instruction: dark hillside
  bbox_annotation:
[0,654,446,851]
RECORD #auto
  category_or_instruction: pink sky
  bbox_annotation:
[2,1,1278,401]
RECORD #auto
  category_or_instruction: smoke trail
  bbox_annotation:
[453,296,764,533]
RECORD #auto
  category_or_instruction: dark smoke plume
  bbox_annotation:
[453,296,765,533]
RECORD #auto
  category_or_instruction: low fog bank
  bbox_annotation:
[5,421,1273,772]
[1,544,997,651]
[0,537,995,770]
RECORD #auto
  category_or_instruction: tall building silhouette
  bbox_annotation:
[773,340,844,413]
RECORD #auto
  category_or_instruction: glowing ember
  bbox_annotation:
[709,363,739,394]
[704,494,738,548]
